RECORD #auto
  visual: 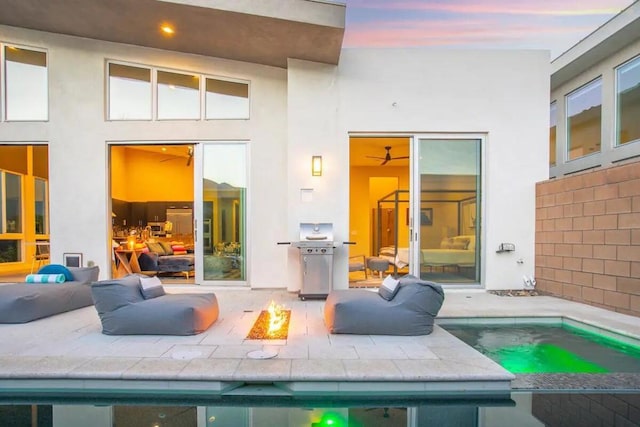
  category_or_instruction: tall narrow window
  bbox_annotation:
[4,46,47,121]
[566,78,602,160]
[550,102,557,167]
[157,71,200,120]
[34,178,48,235]
[205,78,249,119]
[108,63,152,120]
[616,55,640,146]
[4,173,22,233]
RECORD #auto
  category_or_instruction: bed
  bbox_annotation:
[379,235,476,270]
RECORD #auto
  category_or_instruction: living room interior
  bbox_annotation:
[110,144,244,284]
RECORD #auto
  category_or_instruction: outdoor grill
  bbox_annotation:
[279,223,347,300]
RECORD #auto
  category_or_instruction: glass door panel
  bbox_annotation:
[196,143,247,284]
[413,138,480,283]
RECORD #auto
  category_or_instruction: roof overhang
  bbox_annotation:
[551,1,640,91]
[0,0,346,68]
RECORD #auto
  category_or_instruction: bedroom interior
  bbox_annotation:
[349,136,479,286]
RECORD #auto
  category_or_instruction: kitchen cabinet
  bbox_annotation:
[147,202,167,222]
[130,203,147,227]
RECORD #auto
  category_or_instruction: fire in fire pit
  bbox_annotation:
[246,300,291,340]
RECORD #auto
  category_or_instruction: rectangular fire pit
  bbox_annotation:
[246,302,291,340]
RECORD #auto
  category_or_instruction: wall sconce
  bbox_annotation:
[311,155,322,176]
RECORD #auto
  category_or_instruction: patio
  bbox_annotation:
[0,288,639,399]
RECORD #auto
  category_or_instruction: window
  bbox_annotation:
[206,78,249,119]
[4,46,48,121]
[566,78,602,161]
[34,178,48,235]
[157,70,200,120]
[108,63,151,120]
[3,172,22,233]
[550,101,557,166]
[106,61,250,121]
[616,55,640,146]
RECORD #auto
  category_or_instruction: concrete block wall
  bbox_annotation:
[532,393,640,426]
[535,159,640,317]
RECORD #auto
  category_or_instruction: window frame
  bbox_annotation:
[565,76,603,162]
[1,43,49,122]
[614,54,640,148]
[105,60,251,122]
[106,61,153,122]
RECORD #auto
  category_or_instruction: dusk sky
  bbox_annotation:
[343,0,635,59]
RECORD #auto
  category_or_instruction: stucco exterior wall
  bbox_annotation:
[288,49,550,291]
[535,159,640,317]
[0,25,288,287]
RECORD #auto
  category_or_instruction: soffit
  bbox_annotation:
[0,0,345,68]
[551,2,640,91]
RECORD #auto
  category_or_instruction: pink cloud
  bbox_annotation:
[347,0,631,17]
[344,18,596,48]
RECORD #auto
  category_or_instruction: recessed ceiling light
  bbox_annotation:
[160,24,175,36]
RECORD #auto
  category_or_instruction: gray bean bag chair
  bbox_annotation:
[91,275,219,335]
[0,266,100,323]
[324,274,444,336]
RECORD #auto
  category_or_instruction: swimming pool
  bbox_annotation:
[1,391,638,427]
[440,318,640,374]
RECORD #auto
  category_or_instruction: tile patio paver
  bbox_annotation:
[1,288,639,395]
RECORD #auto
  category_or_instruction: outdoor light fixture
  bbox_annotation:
[312,155,322,176]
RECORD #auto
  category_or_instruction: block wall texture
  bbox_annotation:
[535,159,640,317]
[532,393,640,427]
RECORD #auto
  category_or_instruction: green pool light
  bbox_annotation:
[311,412,347,427]
[494,343,608,374]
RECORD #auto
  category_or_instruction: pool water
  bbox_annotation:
[2,392,639,427]
[441,322,640,374]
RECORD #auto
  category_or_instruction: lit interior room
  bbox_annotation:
[0,145,50,282]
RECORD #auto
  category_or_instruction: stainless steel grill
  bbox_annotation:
[279,223,336,300]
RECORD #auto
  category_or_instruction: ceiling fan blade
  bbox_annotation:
[366,155,386,160]
[380,159,389,166]
[392,156,410,160]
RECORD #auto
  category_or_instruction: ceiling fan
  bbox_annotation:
[366,146,409,165]
[160,146,194,166]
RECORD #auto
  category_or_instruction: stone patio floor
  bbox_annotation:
[0,287,639,399]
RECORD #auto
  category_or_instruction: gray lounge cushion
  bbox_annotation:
[324,274,445,336]
[91,275,219,335]
[0,265,100,324]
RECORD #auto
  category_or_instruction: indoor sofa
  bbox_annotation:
[0,265,100,323]
[324,274,445,336]
[90,274,218,335]
[138,241,194,276]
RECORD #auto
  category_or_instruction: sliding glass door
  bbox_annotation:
[411,137,481,284]
[195,142,247,285]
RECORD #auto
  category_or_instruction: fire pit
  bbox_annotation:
[246,301,291,340]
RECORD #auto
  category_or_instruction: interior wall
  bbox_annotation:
[111,146,194,202]
[349,166,408,259]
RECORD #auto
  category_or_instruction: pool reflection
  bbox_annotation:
[0,392,638,426]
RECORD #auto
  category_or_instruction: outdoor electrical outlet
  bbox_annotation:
[497,243,515,253]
